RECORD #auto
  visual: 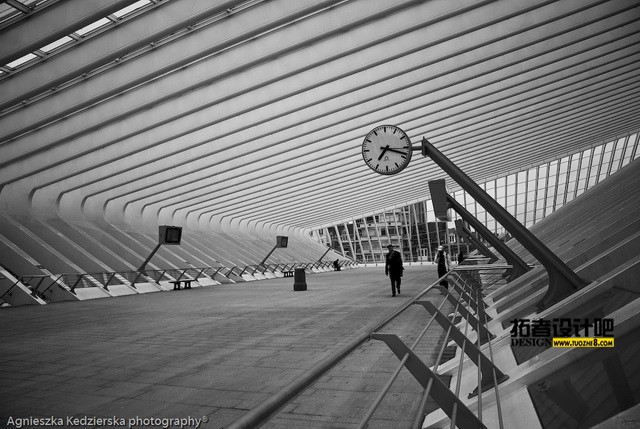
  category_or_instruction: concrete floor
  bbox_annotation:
[0,265,448,428]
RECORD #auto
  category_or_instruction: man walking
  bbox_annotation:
[385,244,404,296]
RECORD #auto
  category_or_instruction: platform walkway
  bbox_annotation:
[0,265,444,428]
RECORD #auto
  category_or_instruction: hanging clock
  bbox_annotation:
[362,125,412,175]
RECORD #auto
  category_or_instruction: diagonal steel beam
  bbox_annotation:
[421,140,588,311]
[455,219,499,263]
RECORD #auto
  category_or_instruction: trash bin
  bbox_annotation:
[293,268,307,291]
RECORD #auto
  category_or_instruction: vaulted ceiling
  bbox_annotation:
[1,0,639,233]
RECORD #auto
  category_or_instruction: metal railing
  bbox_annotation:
[3,274,71,301]
[369,266,511,429]
[55,267,230,292]
[1,260,359,305]
[243,260,357,276]
[228,264,511,429]
[18,261,359,294]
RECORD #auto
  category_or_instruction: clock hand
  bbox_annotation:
[386,147,407,155]
[378,145,389,160]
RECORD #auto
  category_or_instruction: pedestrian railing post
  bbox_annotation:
[429,288,495,344]
[371,333,488,429]
[414,301,508,397]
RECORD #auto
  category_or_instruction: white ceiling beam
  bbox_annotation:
[1,0,639,231]
[32,33,634,224]
[99,91,640,226]
[53,30,640,205]
[2,0,631,180]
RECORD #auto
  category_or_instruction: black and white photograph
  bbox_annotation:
[1,1,639,428]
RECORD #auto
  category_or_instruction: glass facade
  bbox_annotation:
[312,132,639,263]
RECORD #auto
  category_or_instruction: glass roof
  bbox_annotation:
[75,17,112,37]
[0,2,23,25]
[6,52,37,69]
[40,36,74,53]
[112,0,150,19]
[1,0,154,72]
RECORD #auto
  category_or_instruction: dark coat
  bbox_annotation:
[435,250,449,277]
[385,250,403,278]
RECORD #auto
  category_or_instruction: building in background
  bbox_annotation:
[313,132,639,264]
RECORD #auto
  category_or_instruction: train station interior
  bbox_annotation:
[1,0,639,428]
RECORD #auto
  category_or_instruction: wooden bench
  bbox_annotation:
[170,279,192,290]
[283,270,294,277]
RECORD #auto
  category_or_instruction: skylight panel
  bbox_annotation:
[0,3,21,23]
[6,52,37,69]
[40,36,74,53]
[0,2,15,15]
[22,0,45,7]
[75,17,111,36]
[113,0,150,18]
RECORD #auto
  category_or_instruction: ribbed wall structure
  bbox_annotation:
[0,1,639,297]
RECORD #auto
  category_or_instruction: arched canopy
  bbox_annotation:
[1,0,639,232]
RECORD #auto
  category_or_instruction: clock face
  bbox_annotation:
[362,125,412,175]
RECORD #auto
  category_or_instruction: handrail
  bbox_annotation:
[38,274,66,297]
[5,261,355,303]
[227,277,441,429]
[225,266,239,277]
[411,298,459,429]
[228,264,508,429]
[368,265,510,428]
[358,294,450,428]
[2,261,351,305]
[56,268,227,291]
[0,282,20,301]
[11,274,72,299]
